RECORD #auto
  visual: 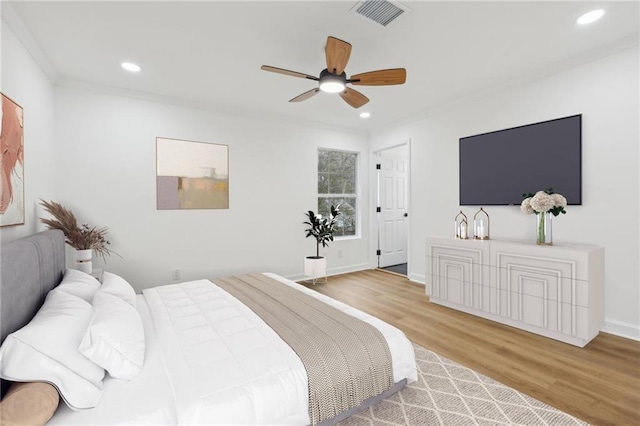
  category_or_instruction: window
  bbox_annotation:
[317,149,358,237]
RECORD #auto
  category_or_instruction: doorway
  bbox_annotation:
[376,144,409,275]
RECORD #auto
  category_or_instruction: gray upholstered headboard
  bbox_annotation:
[0,229,66,396]
[0,229,66,344]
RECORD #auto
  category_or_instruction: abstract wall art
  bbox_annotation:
[0,94,25,227]
[156,137,229,210]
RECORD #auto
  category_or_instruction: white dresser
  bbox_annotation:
[426,237,604,347]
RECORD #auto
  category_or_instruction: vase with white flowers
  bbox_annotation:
[521,189,567,245]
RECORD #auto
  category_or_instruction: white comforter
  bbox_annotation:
[50,273,417,425]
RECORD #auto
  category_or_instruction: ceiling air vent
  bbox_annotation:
[351,0,410,27]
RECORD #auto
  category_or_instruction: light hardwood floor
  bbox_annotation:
[304,269,640,426]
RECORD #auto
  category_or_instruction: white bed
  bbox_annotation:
[50,273,417,425]
[0,231,417,425]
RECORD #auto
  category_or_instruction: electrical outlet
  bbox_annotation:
[172,269,181,281]
[338,249,343,258]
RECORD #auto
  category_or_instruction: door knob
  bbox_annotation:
[404,213,408,217]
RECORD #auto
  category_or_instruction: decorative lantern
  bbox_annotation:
[454,211,469,239]
[473,207,490,240]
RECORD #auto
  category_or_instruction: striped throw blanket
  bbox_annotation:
[213,274,394,425]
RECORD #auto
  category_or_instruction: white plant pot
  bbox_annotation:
[75,249,92,262]
[76,260,93,274]
[304,256,326,279]
[75,249,93,274]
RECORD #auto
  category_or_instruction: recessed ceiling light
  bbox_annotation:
[577,9,605,25]
[359,112,371,119]
[121,62,141,72]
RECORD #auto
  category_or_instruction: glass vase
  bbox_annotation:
[536,212,553,245]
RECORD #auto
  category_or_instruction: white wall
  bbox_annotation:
[370,46,640,340]
[53,86,370,290]
[0,15,56,242]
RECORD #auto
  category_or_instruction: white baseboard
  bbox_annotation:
[286,263,371,282]
[603,318,640,341]
[327,263,371,277]
[408,273,425,286]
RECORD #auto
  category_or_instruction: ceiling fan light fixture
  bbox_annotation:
[261,36,405,108]
[320,81,346,93]
[319,69,347,93]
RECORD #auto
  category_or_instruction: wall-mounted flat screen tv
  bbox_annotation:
[459,114,582,206]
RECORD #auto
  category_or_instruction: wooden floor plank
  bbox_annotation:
[303,269,640,426]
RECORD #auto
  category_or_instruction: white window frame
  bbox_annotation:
[317,148,360,240]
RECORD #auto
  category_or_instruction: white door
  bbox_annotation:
[378,145,409,268]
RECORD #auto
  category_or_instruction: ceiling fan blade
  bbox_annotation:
[326,36,352,75]
[339,87,369,109]
[349,68,407,86]
[261,65,319,81]
[289,88,320,103]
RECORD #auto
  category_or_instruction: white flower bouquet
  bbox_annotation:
[521,189,567,245]
[521,189,567,216]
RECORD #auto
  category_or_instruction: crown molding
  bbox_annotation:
[2,2,59,83]
[55,76,368,138]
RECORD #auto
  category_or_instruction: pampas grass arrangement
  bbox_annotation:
[39,199,116,261]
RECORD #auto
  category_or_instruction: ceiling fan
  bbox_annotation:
[261,36,406,109]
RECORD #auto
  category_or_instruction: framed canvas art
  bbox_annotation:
[156,137,229,209]
[0,94,25,227]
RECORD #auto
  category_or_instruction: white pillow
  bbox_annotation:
[0,290,105,410]
[79,291,145,380]
[56,268,101,303]
[100,272,137,307]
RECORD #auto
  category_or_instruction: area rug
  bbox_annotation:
[339,343,589,426]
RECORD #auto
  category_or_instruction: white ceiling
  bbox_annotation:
[6,1,639,131]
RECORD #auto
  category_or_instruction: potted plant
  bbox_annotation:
[39,200,116,273]
[303,205,340,283]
